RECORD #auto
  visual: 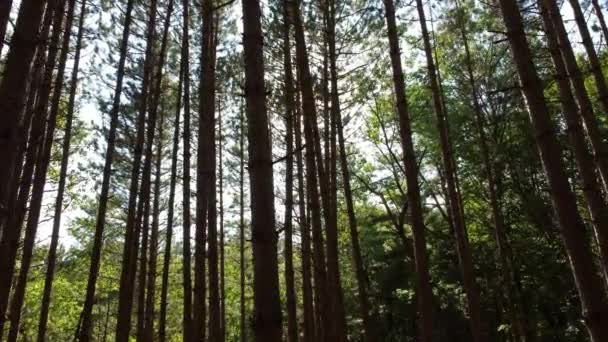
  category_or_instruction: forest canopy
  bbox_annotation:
[2,0,608,341]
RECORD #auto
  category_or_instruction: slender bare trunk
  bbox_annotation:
[568,0,608,115]
[238,102,247,342]
[382,0,434,340]
[498,1,608,340]
[181,0,194,339]
[291,1,331,339]
[414,0,484,340]
[159,25,184,342]
[6,1,69,339]
[0,0,12,56]
[455,1,528,339]
[0,4,54,334]
[592,0,608,45]
[144,110,165,341]
[115,0,158,339]
[281,2,298,341]
[37,0,85,338]
[544,0,608,197]
[77,0,135,339]
[241,0,283,340]
[0,0,46,221]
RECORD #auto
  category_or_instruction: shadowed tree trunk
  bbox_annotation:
[181,0,194,339]
[37,1,86,339]
[382,0,435,340]
[455,1,528,339]
[498,0,608,340]
[77,0,136,339]
[116,0,158,339]
[295,82,315,342]
[219,103,227,341]
[144,109,165,341]
[540,0,608,296]
[543,0,608,197]
[281,1,298,341]
[238,102,247,342]
[0,0,46,225]
[592,0,608,44]
[291,0,331,339]
[0,0,12,56]
[567,0,608,115]
[0,4,54,334]
[159,23,184,342]
[241,0,283,340]
[6,0,69,338]
[321,2,348,339]
[414,0,484,340]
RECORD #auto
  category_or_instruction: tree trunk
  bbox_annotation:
[414,0,484,340]
[115,0,158,339]
[294,83,315,342]
[6,1,69,338]
[0,0,13,56]
[0,0,46,222]
[498,1,608,340]
[37,0,85,339]
[568,0,608,115]
[219,106,227,341]
[382,0,434,340]
[321,2,349,340]
[241,0,283,340]
[181,0,194,339]
[281,2,298,341]
[238,102,247,342]
[144,109,165,341]
[592,0,608,45]
[0,4,54,334]
[455,2,528,340]
[540,0,608,299]
[159,22,184,342]
[136,179,151,341]
[291,1,331,339]
[544,0,608,197]
[77,0,135,339]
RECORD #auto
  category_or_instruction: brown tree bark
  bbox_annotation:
[238,102,247,342]
[295,79,315,342]
[592,0,608,45]
[77,1,135,339]
[241,0,283,340]
[320,2,349,340]
[281,1,298,341]
[181,0,194,339]
[115,0,158,339]
[382,0,434,340]
[5,1,68,338]
[0,4,54,334]
[498,0,608,340]
[159,23,184,342]
[144,109,165,341]
[219,111,227,341]
[194,0,218,339]
[37,0,85,339]
[568,0,608,115]
[0,0,46,222]
[455,2,528,340]
[544,0,608,197]
[136,178,152,342]
[540,0,608,299]
[414,0,484,340]
[291,0,331,339]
